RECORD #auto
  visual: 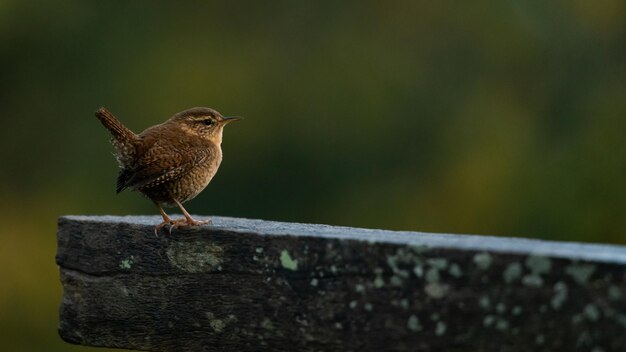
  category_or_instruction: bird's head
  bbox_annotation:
[170,107,241,144]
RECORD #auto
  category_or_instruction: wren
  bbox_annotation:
[95,107,241,234]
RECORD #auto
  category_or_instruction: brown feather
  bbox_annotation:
[95,107,138,143]
[96,106,234,211]
[120,121,222,204]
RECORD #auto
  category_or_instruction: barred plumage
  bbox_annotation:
[95,107,240,234]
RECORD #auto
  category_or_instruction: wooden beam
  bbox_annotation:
[57,215,626,351]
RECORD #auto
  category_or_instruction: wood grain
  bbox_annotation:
[57,216,626,351]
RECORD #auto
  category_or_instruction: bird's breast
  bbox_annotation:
[173,147,222,203]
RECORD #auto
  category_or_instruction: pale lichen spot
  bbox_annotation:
[330,265,338,274]
[280,250,298,271]
[525,255,551,275]
[496,303,507,314]
[473,252,493,270]
[512,306,523,315]
[255,247,264,254]
[407,314,422,332]
[495,319,509,331]
[427,258,448,270]
[205,312,234,334]
[400,298,410,309]
[396,269,410,278]
[425,268,440,283]
[608,285,622,301]
[483,315,496,327]
[386,255,399,272]
[210,319,226,333]
[535,334,545,345]
[413,265,424,278]
[583,304,601,322]
[565,263,596,285]
[167,241,223,273]
[310,278,319,287]
[349,300,358,309]
[448,263,463,278]
[502,262,522,283]
[425,283,449,299]
[119,256,134,270]
[373,276,385,288]
[551,281,568,310]
[355,284,365,293]
[479,296,491,309]
[364,303,373,312]
[260,318,273,330]
[435,321,447,335]
[522,274,543,287]
[390,275,403,286]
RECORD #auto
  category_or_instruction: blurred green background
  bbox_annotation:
[1,1,624,350]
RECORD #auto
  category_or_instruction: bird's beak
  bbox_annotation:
[222,116,243,124]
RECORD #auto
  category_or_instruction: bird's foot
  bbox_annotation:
[154,218,212,236]
[154,220,177,237]
[170,218,213,233]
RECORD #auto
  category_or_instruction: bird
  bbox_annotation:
[95,106,241,234]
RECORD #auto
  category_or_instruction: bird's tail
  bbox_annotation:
[95,107,138,143]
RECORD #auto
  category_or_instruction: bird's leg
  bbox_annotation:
[173,199,212,226]
[154,201,175,236]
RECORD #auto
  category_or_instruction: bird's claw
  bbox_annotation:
[154,220,175,237]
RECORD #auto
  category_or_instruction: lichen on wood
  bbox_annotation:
[57,215,626,351]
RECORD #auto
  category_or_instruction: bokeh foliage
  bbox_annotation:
[0,1,624,350]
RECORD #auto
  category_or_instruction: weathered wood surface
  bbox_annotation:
[57,215,626,352]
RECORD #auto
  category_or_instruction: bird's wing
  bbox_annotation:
[116,139,210,193]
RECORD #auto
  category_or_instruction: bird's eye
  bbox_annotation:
[202,119,213,126]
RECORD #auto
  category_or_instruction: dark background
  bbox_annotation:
[1,1,624,350]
